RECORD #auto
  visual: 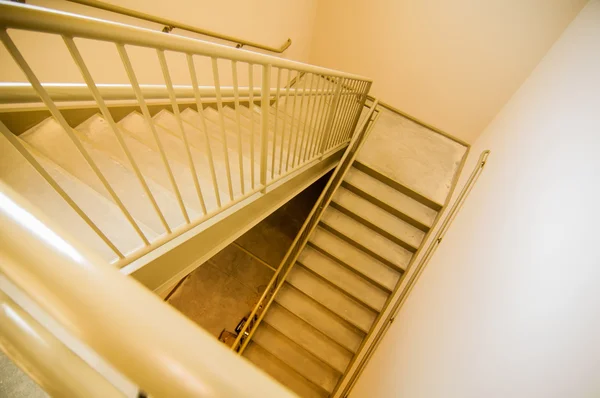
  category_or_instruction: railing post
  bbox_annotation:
[319,78,344,158]
[260,64,271,193]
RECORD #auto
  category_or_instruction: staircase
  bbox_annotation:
[237,104,468,397]
[1,86,342,265]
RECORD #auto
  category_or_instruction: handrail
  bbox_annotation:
[0,2,370,82]
[231,99,380,353]
[0,290,123,397]
[65,0,292,53]
[336,150,491,397]
[0,183,295,397]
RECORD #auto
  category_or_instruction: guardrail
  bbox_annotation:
[0,1,371,268]
[0,182,296,396]
[231,100,381,353]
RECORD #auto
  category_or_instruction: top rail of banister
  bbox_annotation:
[0,1,372,82]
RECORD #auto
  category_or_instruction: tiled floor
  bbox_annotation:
[167,173,329,338]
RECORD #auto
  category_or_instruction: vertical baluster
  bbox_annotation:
[333,80,353,147]
[343,80,368,141]
[291,73,309,168]
[247,63,256,188]
[285,71,301,171]
[270,68,282,179]
[278,69,291,175]
[211,57,234,201]
[303,74,321,162]
[117,44,188,228]
[187,54,221,207]
[231,60,245,194]
[337,79,360,145]
[0,31,150,244]
[0,121,124,258]
[64,37,172,235]
[297,73,314,166]
[157,50,206,216]
[312,76,333,159]
[260,65,271,192]
[320,77,344,156]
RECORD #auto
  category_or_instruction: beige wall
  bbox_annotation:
[0,0,318,85]
[351,1,600,397]
[310,0,587,143]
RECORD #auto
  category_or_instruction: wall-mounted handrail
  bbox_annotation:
[65,0,292,53]
[0,183,296,397]
[0,2,369,82]
[336,150,491,397]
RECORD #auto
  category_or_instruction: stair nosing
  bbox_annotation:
[295,261,383,314]
[268,301,355,365]
[306,240,394,294]
[341,179,432,232]
[260,319,345,378]
[278,282,368,339]
[353,160,443,211]
[246,340,331,396]
[318,220,409,274]
[287,268,373,334]
[329,200,419,253]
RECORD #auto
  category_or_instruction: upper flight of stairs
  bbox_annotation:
[0,84,332,265]
[243,159,441,397]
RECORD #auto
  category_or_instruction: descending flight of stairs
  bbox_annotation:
[243,153,442,397]
[0,82,333,265]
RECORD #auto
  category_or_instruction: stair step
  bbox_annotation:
[244,343,328,398]
[275,284,363,353]
[353,160,443,211]
[264,303,353,374]
[298,245,388,312]
[21,117,185,235]
[153,109,254,196]
[320,206,412,272]
[287,265,376,332]
[253,323,340,393]
[0,134,151,264]
[332,186,425,252]
[309,227,400,292]
[344,166,438,230]
[121,110,240,201]
[76,113,211,214]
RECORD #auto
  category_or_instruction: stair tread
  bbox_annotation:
[264,303,353,374]
[320,206,412,271]
[345,166,438,228]
[253,323,339,392]
[121,110,241,201]
[287,265,376,332]
[332,186,425,250]
[0,134,151,264]
[76,113,212,214]
[309,227,400,292]
[275,284,363,353]
[298,245,388,311]
[21,117,185,235]
[244,343,328,398]
[178,108,259,192]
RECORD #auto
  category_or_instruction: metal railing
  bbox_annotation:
[335,150,491,397]
[0,1,371,268]
[65,0,293,53]
[231,100,381,353]
[0,182,296,397]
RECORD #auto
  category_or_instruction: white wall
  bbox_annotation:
[309,0,587,143]
[0,0,318,86]
[351,1,600,397]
